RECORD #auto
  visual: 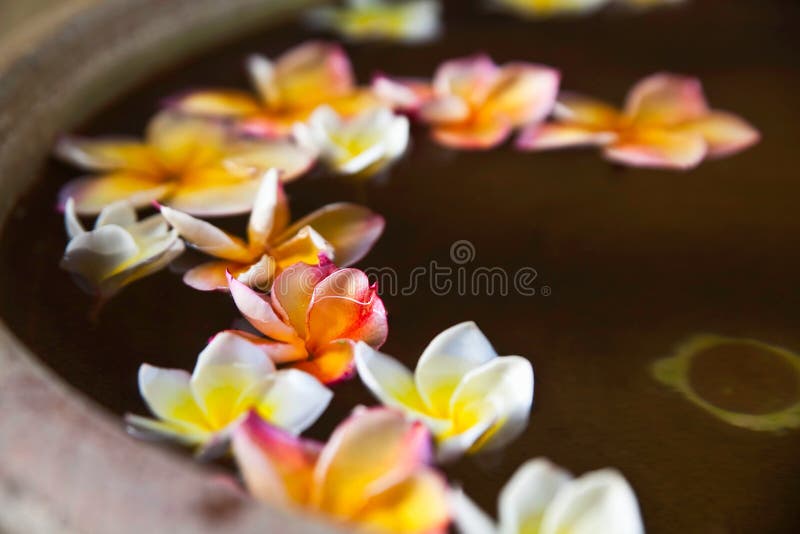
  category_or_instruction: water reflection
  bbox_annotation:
[653,335,800,431]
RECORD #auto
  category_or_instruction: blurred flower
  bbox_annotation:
[307,0,441,44]
[232,406,450,533]
[169,41,379,138]
[378,55,559,149]
[451,458,644,534]
[159,169,384,291]
[126,331,332,450]
[490,0,609,17]
[60,197,184,298]
[517,73,760,169]
[56,111,314,217]
[227,259,388,384]
[355,321,533,460]
[294,106,409,176]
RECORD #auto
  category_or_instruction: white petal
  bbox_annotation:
[450,356,534,452]
[257,369,333,434]
[383,115,410,159]
[415,321,498,415]
[499,459,572,534]
[541,469,644,534]
[436,414,495,462]
[137,364,209,433]
[338,143,386,174]
[63,197,86,238]
[246,54,280,106]
[61,225,139,281]
[247,169,282,247]
[450,487,500,534]
[190,331,276,428]
[159,204,253,262]
[94,200,137,228]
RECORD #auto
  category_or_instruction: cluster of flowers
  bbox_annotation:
[55,25,756,531]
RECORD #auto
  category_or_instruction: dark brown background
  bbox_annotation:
[2,0,799,531]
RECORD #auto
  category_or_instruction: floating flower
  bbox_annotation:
[126,331,332,449]
[451,458,644,534]
[170,41,378,138]
[489,0,609,17]
[354,321,533,460]
[227,259,388,384]
[378,55,559,149]
[232,406,450,533]
[307,0,442,44]
[56,111,315,217]
[294,106,410,177]
[652,335,800,431]
[517,73,760,169]
[159,169,384,291]
[60,197,184,298]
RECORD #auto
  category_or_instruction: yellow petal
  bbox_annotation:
[354,469,450,534]
[311,407,432,518]
[292,339,358,384]
[677,111,760,158]
[55,136,160,174]
[190,331,276,429]
[136,364,210,435]
[167,170,262,217]
[479,63,560,127]
[624,73,709,127]
[272,226,334,269]
[554,92,621,128]
[604,128,707,170]
[273,41,356,109]
[253,369,332,435]
[58,173,172,215]
[146,111,228,173]
[223,140,317,184]
[516,123,617,151]
[432,119,512,150]
[433,54,499,107]
[168,90,262,118]
[183,260,238,291]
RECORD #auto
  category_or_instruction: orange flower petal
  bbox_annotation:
[516,123,616,151]
[224,330,308,365]
[58,173,172,215]
[55,136,159,174]
[270,259,339,338]
[624,73,709,127]
[274,41,356,109]
[276,203,385,268]
[479,63,560,127]
[307,268,388,349]
[554,92,621,128]
[233,411,322,506]
[354,469,450,534]
[183,260,236,291]
[419,95,471,124]
[167,90,263,118]
[146,111,228,173]
[678,111,760,157]
[432,120,513,150]
[292,339,357,384]
[272,226,334,269]
[166,174,262,217]
[228,272,303,344]
[311,407,432,518]
[605,129,707,170]
[433,54,499,106]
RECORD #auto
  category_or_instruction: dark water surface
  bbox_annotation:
[2,0,800,531]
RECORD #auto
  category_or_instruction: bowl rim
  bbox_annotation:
[0,1,342,532]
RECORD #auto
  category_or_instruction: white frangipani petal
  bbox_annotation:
[415,321,498,414]
[356,322,533,459]
[498,459,572,534]
[256,369,333,435]
[450,488,500,534]
[247,169,282,247]
[159,204,253,262]
[64,197,86,239]
[247,54,280,106]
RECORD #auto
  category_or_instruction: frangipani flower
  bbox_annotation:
[377,55,559,149]
[232,407,450,533]
[228,259,388,384]
[452,458,644,534]
[517,73,760,169]
[126,331,332,448]
[307,0,442,44]
[56,111,315,217]
[60,198,184,298]
[355,321,534,460]
[170,41,378,138]
[489,0,609,17]
[294,106,409,176]
[159,169,384,291]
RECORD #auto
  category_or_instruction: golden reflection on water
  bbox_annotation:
[653,335,800,431]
